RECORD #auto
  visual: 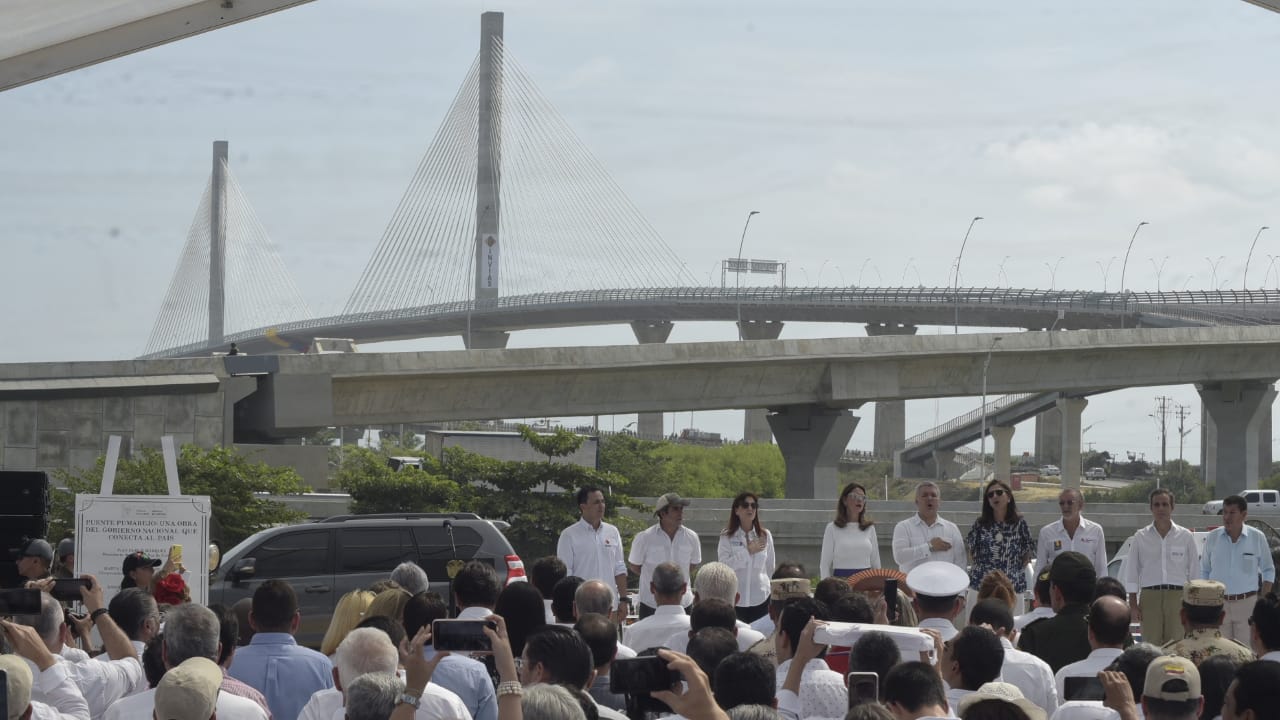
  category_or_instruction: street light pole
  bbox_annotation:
[1119,221,1149,329]
[1242,227,1270,318]
[735,211,760,340]
[954,216,984,334]
[979,335,1003,482]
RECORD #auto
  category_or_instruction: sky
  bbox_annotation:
[3,0,1280,465]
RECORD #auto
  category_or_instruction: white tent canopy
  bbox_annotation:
[0,0,314,92]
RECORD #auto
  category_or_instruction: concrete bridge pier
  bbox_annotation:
[992,425,1015,482]
[1035,407,1062,465]
[631,321,674,439]
[1198,380,1277,496]
[766,404,858,499]
[462,330,510,349]
[932,449,956,481]
[865,323,917,458]
[739,320,785,444]
[1058,397,1088,489]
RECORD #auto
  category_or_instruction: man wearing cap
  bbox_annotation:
[53,539,75,579]
[18,539,54,583]
[1122,488,1200,647]
[747,576,811,665]
[1038,488,1108,580]
[1133,655,1203,720]
[892,482,967,574]
[1162,579,1255,666]
[556,486,629,621]
[957,682,1047,720]
[154,657,223,720]
[628,492,701,619]
[748,561,807,637]
[1201,495,1275,646]
[1019,551,1098,672]
[1014,568,1055,631]
[907,560,970,642]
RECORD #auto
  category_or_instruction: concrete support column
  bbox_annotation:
[632,321,674,440]
[932,449,955,482]
[864,323,918,458]
[766,404,858,499]
[1057,397,1088,489]
[1198,381,1277,496]
[463,331,510,350]
[474,11,503,302]
[209,141,228,347]
[991,425,1015,483]
[739,320,785,444]
[1035,408,1062,465]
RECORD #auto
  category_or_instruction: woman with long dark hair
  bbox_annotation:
[965,479,1034,613]
[820,483,881,579]
[717,492,775,623]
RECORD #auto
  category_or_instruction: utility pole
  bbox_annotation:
[1152,395,1172,485]
[1176,403,1193,476]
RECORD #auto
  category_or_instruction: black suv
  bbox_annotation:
[209,513,524,647]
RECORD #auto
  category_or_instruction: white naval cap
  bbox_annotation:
[906,561,970,598]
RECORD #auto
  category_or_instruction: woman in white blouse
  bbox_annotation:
[717,491,776,623]
[820,482,881,579]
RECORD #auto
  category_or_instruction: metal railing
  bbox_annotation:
[142,284,1280,359]
[903,392,1038,448]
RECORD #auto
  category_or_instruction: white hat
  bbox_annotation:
[957,682,1047,720]
[906,561,969,598]
[154,657,222,720]
[0,655,32,720]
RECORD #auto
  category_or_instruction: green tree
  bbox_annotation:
[335,447,457,514]
[49,446,309,548]
[517,424,586,461]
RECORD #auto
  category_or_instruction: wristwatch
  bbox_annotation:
[397,692,421,709]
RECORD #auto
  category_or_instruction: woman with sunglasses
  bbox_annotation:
[965,479,1033,614]
[718,492,775,623]
[819,483,881,580]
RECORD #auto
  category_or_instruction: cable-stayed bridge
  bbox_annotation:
[134,12,1280,489]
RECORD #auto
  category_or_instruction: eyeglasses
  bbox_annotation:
[739,502,757,509]
[986,489,1006,499]
[847,494,867,502]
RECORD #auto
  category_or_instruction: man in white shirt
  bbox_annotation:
[970,598,1057,714]
[519,626,627,720]
[907,561,971,642]
[940,626,1004,710]
[0,621,91,720]
[674,562,765,651]
[1016,569,1056,631]
[1050,642,1161,720]
[1250,591,1280,662]
[103,603,268,720]
[629,493,701,618]
[574,580,637,658]
[1055,596,1129,702]
[298,628,470,720]
[1039,488,1107,580]
[893,482,967,573]
[623,562,691,652]
[774,597,846,720]
[15,578,143,718]
[556,486,629,621]
[1122,488,1200,646]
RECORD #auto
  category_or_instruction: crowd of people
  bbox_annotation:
[6,480,1280,720]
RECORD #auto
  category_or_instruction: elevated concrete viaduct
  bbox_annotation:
[4,326,1279,498]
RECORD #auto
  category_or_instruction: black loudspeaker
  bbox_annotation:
[0,471,51,588]
[0,471,49,518]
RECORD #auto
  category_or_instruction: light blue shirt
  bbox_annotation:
[423,647,497,720]
[1201,525,1276,595]
[228,632,334,720]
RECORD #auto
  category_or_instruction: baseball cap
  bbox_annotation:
[154,657,222,720]
[122,551,162,574]
[21,539,53,564]
[1182,580,1226,607]
[654,493,691,515]
[770,578,811,601]
[957,682,1046,720]
[0,654,33,720]
[1049,551,1096,586]
[56,538,74,560]
[1144,655,1201,702]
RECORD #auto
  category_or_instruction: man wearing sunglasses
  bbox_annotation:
[1036,488,1108,582]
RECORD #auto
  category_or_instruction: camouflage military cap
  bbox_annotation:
[1182,579,1226,607]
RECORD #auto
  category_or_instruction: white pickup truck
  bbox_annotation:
[1202,489,1280,515]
